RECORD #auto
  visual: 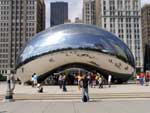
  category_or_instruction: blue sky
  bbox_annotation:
[45,0,150,28]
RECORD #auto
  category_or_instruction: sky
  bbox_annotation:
[45,0,150,28]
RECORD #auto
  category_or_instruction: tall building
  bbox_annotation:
[50,2,68,27]
[100,0,143,70]
[142,4,150,55]
[83,0,96,25]
[95,0,101,27]
[142,4,150,71]
[0,0,45,74]
[83,0,143,70]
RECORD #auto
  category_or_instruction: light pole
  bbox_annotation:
[5,70,15,102]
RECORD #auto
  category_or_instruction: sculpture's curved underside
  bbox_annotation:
[16,24,135,83]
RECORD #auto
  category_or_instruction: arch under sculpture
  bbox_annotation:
[16,24,135,83]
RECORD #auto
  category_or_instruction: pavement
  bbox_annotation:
[0,100,150,113]
[1,82,150,101]
[1,82,150,113]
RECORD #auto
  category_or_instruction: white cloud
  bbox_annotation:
[141,0,150,6]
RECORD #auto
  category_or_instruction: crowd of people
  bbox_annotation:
[58,72,112,102]
[136,71,150,86]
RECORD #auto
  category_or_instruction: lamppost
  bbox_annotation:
[5,70,15,102]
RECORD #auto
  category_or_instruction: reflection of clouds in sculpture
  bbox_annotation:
[41,32,66,47]
[17,24,135,68]
[21,45,34,61]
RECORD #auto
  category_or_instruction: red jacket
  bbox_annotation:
[140,73,145,78]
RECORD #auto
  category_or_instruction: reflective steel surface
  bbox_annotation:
[16,24,135,83]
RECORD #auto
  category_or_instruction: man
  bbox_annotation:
[58,74,63,89]
[62,74,67,92]
[145,72,150,86]
[108,74,112,87]
[33,73,38,87]
[80,73,89,102]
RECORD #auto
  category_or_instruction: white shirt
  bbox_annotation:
[108,75,112,82]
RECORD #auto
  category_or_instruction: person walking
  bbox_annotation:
[108,74,112,87]
[80,73,89,102]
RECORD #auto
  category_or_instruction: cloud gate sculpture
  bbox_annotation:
[16,24,135,83]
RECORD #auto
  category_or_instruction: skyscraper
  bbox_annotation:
[142,4,150,55]
[142,4,150,71]
[50,2,68,27]
[83,0,96,25]
[0,0,45,74]
[100,0,143,70]
[83,0,143,70]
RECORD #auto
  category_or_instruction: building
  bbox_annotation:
[142,5,150,57]
[75,17,83,23]
[0,0,45,74]
[16,24,135,84]
[144,44,150,71]
[142,4,150,71]
[95,0,101,27]
[83,0,96,25]
[50,2,68,27]
[83,0,143,70]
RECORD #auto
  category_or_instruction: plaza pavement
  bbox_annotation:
[1,82,150,101]
[0,100,150,113]
[1,82,150,113]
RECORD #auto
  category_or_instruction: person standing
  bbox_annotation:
[145,72,150,86]
[140,72,145,86]
[62,74,67,92]
[77,73,82,90]
[58,74,63,89]
[80,73,89,102]
[108,74,112,87]
[31,75,34,87]
[98,76,103,88]
[136,74,140,84]
[33,73,38,87]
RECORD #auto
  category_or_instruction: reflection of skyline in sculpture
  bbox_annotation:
[16,24,135,84]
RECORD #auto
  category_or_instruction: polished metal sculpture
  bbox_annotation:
[16,24,135,83]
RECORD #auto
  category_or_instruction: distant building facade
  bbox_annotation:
[50,2,68,27]
[0,0,45,74]
[83,0,96,25]
[83,0,143,70]
[75,17,83,23]
[101,0,143,70]
[142,4,150,55]
[142,4,150,71]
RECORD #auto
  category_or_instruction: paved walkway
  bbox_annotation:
[1,82,150,95]
[1,82,150,101]
[0,100,150,113]
[1,82,150,113]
